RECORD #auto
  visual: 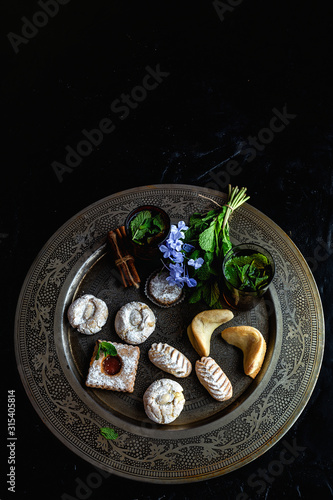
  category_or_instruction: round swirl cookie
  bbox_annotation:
[67,294,108,335]
[148,342,192,377]
[114,301,156,345]
[143,378,185,424]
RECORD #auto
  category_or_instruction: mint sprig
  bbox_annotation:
[96,341,117,360]
[100,427,118,440]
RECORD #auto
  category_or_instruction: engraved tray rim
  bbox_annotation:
[14,184,325,483]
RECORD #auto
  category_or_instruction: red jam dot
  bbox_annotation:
[102,355,121,376]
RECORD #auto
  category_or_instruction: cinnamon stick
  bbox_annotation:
[108,231,131,287]
[118,226,141,285]
[107,228,140,288]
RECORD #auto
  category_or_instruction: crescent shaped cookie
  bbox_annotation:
[67,294,108,335]
[143,379,185,424]
[114,301,156,344]
[221,326,266,378]
[195,356,233,401]
[148,343,192,378]
[188,309,234,357]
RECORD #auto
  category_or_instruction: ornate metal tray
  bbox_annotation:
[15,184,324,483]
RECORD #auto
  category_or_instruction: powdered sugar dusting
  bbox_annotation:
[148,271,183,305]
[86,341,140,392]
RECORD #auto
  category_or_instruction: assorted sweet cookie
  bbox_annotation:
[195,356,233,402]
[148,342,192,378]
[85,340,140,392]
[68,237,264,418]
[114,301,156,344]
[221,326,266,379]
[145,270,184,307]
[143,378,185,424]
[187,309,234,357]
[67,294,108,335]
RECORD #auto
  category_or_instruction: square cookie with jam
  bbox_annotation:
[85,340,140,392]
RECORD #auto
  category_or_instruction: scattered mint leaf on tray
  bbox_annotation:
[100,427,118,440]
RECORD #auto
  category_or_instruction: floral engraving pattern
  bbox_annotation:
[15,186,324,481]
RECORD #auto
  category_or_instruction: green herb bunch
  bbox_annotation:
[184,185,250,308]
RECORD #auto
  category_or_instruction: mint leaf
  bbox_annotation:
[224,264,239,286]
[255,276,270,289]
[130,210,154,243]
[190,209,217,227]
[96,342,117,360]
[195,261,212,280]
[199,223,216,252]
[251,253,269,268]
[130,210,151,233]
[100,427,118,440]
[203,281,220,307]
[188,248,201,261]
[221,226,232,256]
[152,213,166,231]
[239,263,250,282]
[188,285,203,303]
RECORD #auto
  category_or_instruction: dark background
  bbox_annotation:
[2,1,332,499]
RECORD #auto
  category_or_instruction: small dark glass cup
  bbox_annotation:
[222,243,275,311]
[125,205,170,260]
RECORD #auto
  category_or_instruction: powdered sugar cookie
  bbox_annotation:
[67,294,108,335]
[145,270,184,307]
[114,301,156,344]
[143,378,185,424]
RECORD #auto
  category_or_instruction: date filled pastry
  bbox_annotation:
[148,342,192,378]
[143,378,185,424]
[195,356,233,402]
[67,294,108,335]
[86,340,140,392]
[114,301,156,344]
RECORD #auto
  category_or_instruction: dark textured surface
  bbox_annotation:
[2,1,332,499]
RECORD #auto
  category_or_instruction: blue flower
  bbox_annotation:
[166,263,186,287]
[184,276,197,287]
[169,221,189,242]
[188,257,204,270]
[167,236,183,252]
[171,251,185,264]
[158,220,201,289]
[183,243,195,253]
[159,244,172,259]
